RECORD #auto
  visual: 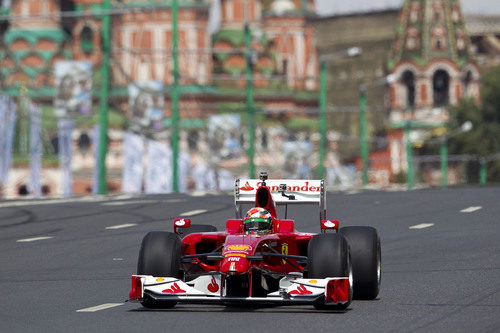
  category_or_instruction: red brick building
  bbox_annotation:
[0,0,319,116]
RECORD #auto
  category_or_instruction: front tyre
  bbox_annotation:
[340,226,381,300]
[307,233,353,310]
[137,231,182,308]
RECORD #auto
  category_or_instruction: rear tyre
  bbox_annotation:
[307,233,352,310]
[137,231,182,308]
[339,226,381,300]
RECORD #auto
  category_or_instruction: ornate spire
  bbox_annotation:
[389,0,472,70]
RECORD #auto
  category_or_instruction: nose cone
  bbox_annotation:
[220,257,250,274]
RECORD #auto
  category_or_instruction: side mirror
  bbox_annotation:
[174,218,191,235]
[321,220,339,233]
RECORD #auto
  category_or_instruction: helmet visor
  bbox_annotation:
[243,218,272,231]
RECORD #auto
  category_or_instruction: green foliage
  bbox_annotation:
[213,29,244,47]
[285,117,318,132]
[393,171,407,184]
[448,66,500,181]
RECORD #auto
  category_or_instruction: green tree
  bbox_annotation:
[448,66,500,182]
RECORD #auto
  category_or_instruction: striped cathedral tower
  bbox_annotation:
[385,0,481,177]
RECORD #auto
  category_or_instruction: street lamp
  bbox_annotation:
[317,47,363,179]
[358,74,396,186]
[439,120,473,189]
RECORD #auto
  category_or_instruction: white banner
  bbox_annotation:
[191,161,217,191]
[92,124,100,194]
[129,81,164,131]
[178,151,191,193]
[145,139,171,194]
[29,103,42,198]
[122,131,144,193]
[58,119,74,197]
[0,96,16,185]
[54,61,92,118]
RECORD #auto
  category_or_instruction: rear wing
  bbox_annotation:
[234,179,326,220]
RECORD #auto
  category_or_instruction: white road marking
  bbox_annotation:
[112,195,135,200]
[17,236,53,242]
[101,200,157,206]
[409,223,434,229]
[0,196,108,208]
[460,206,482,213]
[105,223,137,230]
[76,303,123,312]
[180,209,207,216]
[112,258,124,261]
[346,190,360,195]
[165,199,185,203]
[189,191,207,197]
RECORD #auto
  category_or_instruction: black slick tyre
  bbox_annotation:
[137,231,182,308]
[307,233,353,310]
[339,226,381,300]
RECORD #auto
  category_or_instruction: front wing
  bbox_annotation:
[129,274,350,306]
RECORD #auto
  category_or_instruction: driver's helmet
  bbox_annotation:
[243,207,273,233]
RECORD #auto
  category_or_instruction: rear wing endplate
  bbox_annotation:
[234,179,326,220]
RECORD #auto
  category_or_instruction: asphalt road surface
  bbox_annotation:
[1,187,499,332]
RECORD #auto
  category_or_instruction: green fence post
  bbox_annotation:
[98,0,111,194]
[440,138,448,189]
[245,23,255,179]
[317,60,327,179]
[359,86,368,186]
[171,0,180,192]
[405,121,414,190]
[479,158,487,185]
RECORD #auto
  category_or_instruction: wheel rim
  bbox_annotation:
[376,241,381,285]
[348,254,353,300]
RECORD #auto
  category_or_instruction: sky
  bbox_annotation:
[315,0,500,16]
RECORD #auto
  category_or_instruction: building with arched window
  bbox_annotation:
[385,0,481,179]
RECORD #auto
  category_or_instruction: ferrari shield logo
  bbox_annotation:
[281,243,288,265]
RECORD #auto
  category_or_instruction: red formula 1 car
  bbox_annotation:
[129,172,381,310]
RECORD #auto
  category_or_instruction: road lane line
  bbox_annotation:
[16,236,53,242]
[76,303,123,312]
[346,190,360,195]
[166,199,185,203]
[105,223,137,230]
[0,197,108,208]
[181,209,207,216]
[409,223,434,229]
[101,200,157,206]
[460,206,482,213]
[189,191,207,197]
[113,195,135,200]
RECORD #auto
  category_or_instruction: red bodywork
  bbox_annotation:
[181,184,315,280]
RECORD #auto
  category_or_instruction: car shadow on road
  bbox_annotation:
[128,304,351,314]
